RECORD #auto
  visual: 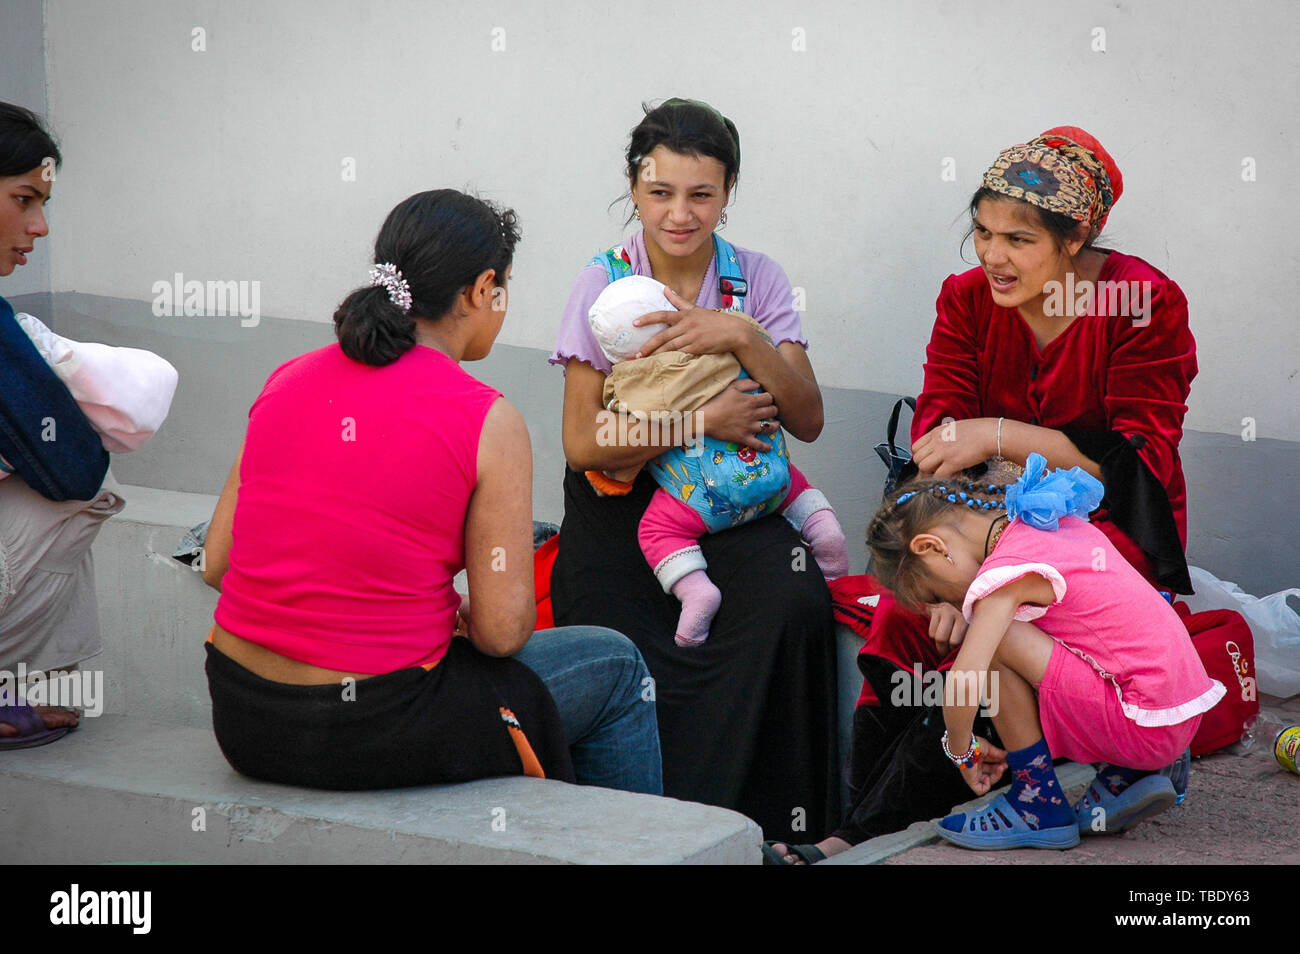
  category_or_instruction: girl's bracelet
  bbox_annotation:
[941,731,980,769]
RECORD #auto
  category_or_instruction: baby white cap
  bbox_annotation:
[588,275,674,363]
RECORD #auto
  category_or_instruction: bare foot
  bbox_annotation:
[768,836,852,865]
[0,704,80,737]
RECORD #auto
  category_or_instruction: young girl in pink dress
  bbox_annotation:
[866,453,1224,849]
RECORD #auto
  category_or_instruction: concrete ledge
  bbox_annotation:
[821,760,1098,865]
[104,481,218,529]
[0,716,762,864]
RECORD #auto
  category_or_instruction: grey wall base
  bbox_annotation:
[16,290,1296,597]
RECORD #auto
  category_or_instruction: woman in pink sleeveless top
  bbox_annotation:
[201,190,661,794]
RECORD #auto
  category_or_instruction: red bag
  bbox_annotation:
[1174,603,1259,756]
[533,534,560,631]
[829,574,948,708]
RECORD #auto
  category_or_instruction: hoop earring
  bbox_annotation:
[719,209,728,227]
[945,552,954,565]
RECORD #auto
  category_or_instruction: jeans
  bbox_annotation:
[514,626,663,796]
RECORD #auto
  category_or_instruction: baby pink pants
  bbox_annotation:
[638,464,830,590]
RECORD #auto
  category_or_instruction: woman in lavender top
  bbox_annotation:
[547,99,839,841]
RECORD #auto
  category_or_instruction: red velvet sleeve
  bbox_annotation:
[912,274,983,443]
[1102,277,1197,488]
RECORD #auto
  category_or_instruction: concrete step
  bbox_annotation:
[0,716,760,864]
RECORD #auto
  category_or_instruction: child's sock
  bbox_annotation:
[1002,737,1073,829]
[670,570,723,648]
[800,509,849,580]
[1094,763,1154,796]
[942,736,1073,833]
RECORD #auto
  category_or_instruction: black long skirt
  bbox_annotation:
[550,467,839,841]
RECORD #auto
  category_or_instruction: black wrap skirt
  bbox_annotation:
[550,466,838,841]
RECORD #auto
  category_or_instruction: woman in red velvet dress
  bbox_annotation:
[772,127,1198,864]
[909,127,1195,594]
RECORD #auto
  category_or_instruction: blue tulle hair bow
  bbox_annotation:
[1004,452,1104,530]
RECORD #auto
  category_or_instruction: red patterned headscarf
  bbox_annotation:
[981,126,1124,241]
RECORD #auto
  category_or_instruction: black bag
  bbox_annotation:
[873,396,917,498]
[839,654,1001,843]
[0,296,109,501]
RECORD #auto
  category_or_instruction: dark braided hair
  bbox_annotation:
[867,475,1010,610]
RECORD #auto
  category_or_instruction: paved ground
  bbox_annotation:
[883,694,1300,865]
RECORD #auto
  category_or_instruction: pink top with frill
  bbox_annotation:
[962,516,1223,727]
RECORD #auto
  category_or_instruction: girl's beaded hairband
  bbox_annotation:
[892,453,1106,533]
[894,483,1008,510]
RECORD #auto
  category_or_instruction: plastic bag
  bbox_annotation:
[1181,566,1300,699]
[172,520,209,571]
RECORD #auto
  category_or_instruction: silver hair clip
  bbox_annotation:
[369,262,412,313]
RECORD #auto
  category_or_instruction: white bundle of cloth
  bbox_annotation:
[0,313,177,478]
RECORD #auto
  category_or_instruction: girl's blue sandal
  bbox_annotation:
[1073,771,1178,835]
[934,793,1081,850]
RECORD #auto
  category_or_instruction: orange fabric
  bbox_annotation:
[585,470,636,496]
[499,707,546,778]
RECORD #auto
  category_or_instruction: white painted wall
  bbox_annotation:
[37,0,1300,440]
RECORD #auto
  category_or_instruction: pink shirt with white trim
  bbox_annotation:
[961,516,1223,727]
[215,343,501,674]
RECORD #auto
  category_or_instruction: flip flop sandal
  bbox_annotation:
[934,793,1080,851]
[1074,771,1178,835]
[761,841,827,865]
[0,695,72,750]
